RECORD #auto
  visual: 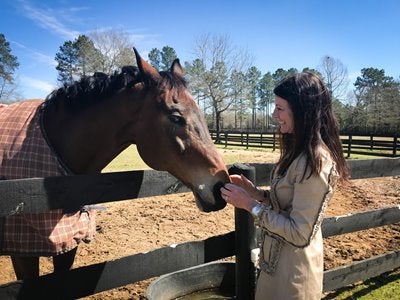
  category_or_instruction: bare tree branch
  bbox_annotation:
[318,55,349,101]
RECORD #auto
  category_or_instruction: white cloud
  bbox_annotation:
[22,75,55,94]
[11,41,57,67]
[33,51,57,67]
[126,30,162,59]
[17,0,80,40]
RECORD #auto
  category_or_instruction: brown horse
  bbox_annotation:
[0,48,230,280]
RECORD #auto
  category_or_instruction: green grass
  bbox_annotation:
[323,269,400,299]
[103,144,280,172]
[103,145,149,172]
[105,131,397,173]
[103,144,389,173]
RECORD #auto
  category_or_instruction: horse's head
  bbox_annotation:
[132,48,230,212]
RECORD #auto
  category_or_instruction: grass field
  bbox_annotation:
[103,144,281,172]
[324,269,400,299]
[103,145,150,172]
[103,144,382,174]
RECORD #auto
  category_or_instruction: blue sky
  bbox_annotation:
[1,0,399,99]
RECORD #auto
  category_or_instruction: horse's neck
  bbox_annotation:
[43,97,142,174]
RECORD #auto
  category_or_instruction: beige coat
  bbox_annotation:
[255,149,338,299]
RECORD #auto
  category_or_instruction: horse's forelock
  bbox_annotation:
[158,71,187,92]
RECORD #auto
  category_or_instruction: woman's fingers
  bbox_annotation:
[229,174,243,185]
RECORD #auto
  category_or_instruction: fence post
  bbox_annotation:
[347,135,352,158]
[229,164,257,300]
[370,135,373,151]
[393,136,398,157]
[246,133,249,149]
[224,132,228,148]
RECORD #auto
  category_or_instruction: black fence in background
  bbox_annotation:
[210,130,399,158]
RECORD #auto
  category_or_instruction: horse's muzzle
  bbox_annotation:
[193,181,227,212]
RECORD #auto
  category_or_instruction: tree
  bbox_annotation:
[56,30,136,84]
[229,69,248,129]
[272,68,297,84]
[55,35,101,84]
[188,33,251,137]
[184,58,207,110]
[148,46,178,71]
[75,35,103,76]
[318,55,349,101]
[161,46,177,71]
[258,72,274,130]
[353,68,398,133]
[206,60,230,132]
[0,33,19,100]
[148,48,162,70]
[331,98,349,130]
[55,40,78,83]
[380,80,400,133]
[89,28,135,74]
[246,66,261,129]
[302,67,321,75]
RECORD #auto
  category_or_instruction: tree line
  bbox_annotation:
[1,30,399,135]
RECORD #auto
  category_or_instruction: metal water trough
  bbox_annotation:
[146,262,235,300]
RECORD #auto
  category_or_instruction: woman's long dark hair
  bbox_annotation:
[273,72,349,182]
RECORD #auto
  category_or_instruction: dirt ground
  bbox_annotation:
[0,150,399,299]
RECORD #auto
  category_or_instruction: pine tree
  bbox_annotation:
[55,40,78,84]
[55,35,102,84]
[0,33,19,100]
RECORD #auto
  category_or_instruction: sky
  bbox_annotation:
[1,0,399,99]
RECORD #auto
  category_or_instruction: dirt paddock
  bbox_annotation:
[0,150,399,299]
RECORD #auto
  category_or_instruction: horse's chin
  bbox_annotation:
[192,181,227,212]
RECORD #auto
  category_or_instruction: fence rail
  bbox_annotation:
[210,130,399,158]
[0,158,399,299]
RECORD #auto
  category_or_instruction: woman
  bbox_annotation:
[221,72,348,299]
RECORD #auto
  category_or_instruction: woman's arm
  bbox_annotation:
[258,166,336,247]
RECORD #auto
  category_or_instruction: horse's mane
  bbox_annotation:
[43,65,188,112]
[43,66,141,111]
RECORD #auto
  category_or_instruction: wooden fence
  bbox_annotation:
[0,158,399,299]
[210,130,399,158]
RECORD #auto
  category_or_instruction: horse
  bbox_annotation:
[0,48,230,280]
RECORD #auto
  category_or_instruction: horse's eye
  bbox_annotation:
[169,113,185,126]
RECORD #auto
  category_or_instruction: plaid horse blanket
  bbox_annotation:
[0,100,96,256]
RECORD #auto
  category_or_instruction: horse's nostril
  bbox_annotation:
[213,181,227,207]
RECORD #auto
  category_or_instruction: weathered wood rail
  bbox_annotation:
[0,158,399,299]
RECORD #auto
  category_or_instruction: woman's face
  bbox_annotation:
[272,96,294,134]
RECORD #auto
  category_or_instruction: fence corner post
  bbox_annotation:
[229,163,257,300]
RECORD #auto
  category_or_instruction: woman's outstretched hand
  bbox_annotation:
[229,174,264,200]
[220,182,257,212]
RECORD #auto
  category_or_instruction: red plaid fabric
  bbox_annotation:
[0,100,96,256]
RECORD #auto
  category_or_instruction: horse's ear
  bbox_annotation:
[133,47,161,82]
[171,59,184,77]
